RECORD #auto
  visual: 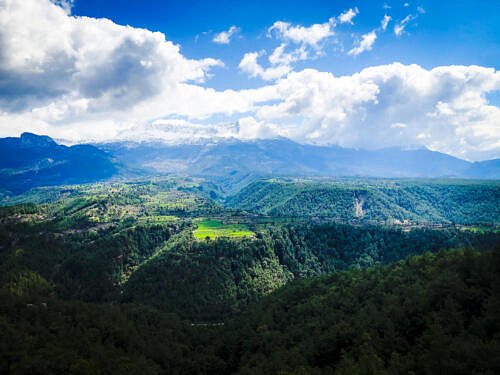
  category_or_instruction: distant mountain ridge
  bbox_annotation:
[0,133,118,195]
[99,137,500,180]
[0,133,498,195]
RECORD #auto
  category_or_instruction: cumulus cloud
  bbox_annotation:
[0,0,222,112]
[348,14,392,57]
[251,64,500,160]
[51,0,73,13]
[268,44,308,66]
[238,43,311,81]
[242,8,370,81]
[241,14,342,81]
[348,31,377,56]
[213,25,240,44]
[338,8,359,24]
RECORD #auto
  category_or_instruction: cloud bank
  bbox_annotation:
[0,0,499,161]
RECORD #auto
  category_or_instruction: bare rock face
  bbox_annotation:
[354,194,365,218]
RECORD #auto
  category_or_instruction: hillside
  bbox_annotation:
[123,224,498,320]
[226,178,500,224]
[101,137,500,180]
[0,179,499,373]
[0,133,118,195]
[217,248,500,374]
[2,247,499,373]
[1,180,498,321]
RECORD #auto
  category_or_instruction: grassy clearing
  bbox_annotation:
[194,219,254,240]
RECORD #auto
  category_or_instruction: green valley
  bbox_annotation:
[0,177,499,373]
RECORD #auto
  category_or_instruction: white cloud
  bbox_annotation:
[0,0,223,114]
[348,31,377,56]
[252,64,500,160]
[243,15,341,81]
[268,20,334,48]
[50,0,73,14]
[239,37,311,82]
[213,25,240,44]
[347,15,391,57]
[249,9,366,80]
[380,15,391,31]
[394,14,415,36]
[268,44,307,66]
[238,51,292,81]
[338,8,359,24]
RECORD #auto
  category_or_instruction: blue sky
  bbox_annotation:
[71,0,500,90]
[0,0,499,160]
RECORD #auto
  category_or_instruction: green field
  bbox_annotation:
[193,219,254,240]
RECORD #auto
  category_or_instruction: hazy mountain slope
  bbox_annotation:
[101,137,496,179]
[466,159,500,179]
[0,134,498,197]
[0,133,118,194]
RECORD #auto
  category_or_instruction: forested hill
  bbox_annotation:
[216,248,500,374]
[122,224,498,320]
[2,248,500,373]
[1,180,498,321]
[0,179,499,372]
[226,178,500,224]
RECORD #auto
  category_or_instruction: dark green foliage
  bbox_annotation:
[123,231,292,320]
[2,248,500,374]
[123,224,499,320]
[1,179,499,373]
[227,179,500,224]
[216,248,500,374]
[0,294,216,374]
[54,223,183,301]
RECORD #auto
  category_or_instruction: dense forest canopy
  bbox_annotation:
[0,178,499,373]
[227,178,500,224]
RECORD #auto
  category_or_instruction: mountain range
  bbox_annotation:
[100,137,499,178]
[0,133,117,195]
[0,133,498,195]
